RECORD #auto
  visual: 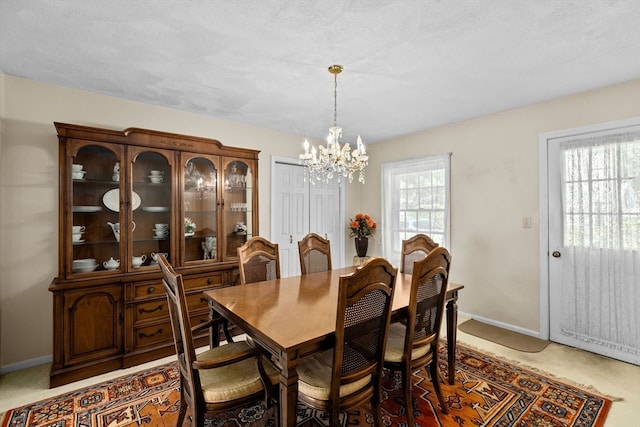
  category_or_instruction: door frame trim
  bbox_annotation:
[537,116,640,341]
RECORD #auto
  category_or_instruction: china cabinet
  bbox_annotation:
[49,123,259,387]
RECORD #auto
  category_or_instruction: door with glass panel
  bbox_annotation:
[129,147,175,270]
[181,154,220,264]
[221,158,255,261]
[548,123,640,365]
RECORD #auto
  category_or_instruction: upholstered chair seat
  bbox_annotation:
[297,349,372,400]
[383,323,431,363]
[197,342,280,403]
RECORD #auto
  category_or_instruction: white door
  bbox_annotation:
[309,178,342,263]
[546,121,640,365]
[272,161,309,277]
[272,159,343,277]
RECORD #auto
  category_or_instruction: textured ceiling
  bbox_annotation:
[1,0,639,144]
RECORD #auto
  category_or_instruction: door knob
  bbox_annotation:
[552,251,561,258]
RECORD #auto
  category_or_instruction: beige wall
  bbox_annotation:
[0,75,307,368]
[362,79,640,333]
[1,74,638,370]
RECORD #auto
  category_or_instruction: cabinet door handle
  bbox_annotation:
[139,328,163,339]
[138,305,163,314]
[290,235,293,244]
[147,286,155,294]
[207,278,213,285]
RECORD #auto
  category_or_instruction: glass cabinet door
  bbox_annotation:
[131,149,174,270]
[222,159,254,260]
[182,155,219,263]
[69,143,123,276]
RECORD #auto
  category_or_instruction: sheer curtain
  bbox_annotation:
[560,129,640,359]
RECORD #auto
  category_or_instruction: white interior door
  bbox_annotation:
[309,178,342,268]
[272,158,343,277]
[546,121,640,365]
[272,161,309,277]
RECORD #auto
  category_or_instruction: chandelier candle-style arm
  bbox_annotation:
[299,64,369,185]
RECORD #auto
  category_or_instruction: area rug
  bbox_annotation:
[0,344,611,427]
[459,319,551,353]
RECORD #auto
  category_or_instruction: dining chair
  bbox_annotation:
[296,257,397,426]
[158,255,279,426]
[298,232,332,275]
[400,233,439,273]
[237,236,281,284]
[384,247,451,425]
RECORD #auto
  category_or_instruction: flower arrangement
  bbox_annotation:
[184,217,197,234]
[348,213,376,238]
[234,222,248,234]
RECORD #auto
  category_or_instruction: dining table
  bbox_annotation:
[203,266,463,427]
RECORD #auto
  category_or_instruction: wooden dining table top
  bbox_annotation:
[204,266,463,354]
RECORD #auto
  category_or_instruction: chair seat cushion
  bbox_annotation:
[297,349,371,401]
[384,322,431,363]
[198,341,279,403]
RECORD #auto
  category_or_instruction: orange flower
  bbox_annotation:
[348,213,376,238]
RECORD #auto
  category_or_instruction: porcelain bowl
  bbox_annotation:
[73,258,96,267]
[72,263,98,273]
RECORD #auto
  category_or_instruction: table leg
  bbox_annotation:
[279,358,299,427]
[208,304,221,348]
[446,295,458,385]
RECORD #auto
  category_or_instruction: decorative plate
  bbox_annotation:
[103,189,141,212]
[73,206,102,212]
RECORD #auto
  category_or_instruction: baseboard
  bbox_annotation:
[1,354,52,375]
[458,311,543,340]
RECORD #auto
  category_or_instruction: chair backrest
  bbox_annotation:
[298,232,332,275]
[158,255,202,413]
[400,233,439,274]
[331,257,397,402]
[237,236,281,284]
[405,247,451,353]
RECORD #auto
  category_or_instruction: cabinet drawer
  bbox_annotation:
[132,313,210,350]
[133,292,208,323]
[133,321,173,349]
[187,292,210,311]
[183,272,225,290]
[134,299,168,322]
[134,282,165,300]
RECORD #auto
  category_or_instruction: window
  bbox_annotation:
[382,154,451,265]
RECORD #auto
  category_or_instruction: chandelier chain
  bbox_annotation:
[333,70,338,129]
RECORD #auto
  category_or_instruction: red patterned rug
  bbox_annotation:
[1,344,611,426]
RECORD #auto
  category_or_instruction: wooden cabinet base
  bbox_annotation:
[50,357,123,389]
[49,264,241,387]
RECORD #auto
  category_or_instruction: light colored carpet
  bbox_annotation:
[458,319,550,352]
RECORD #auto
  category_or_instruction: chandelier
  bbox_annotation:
[299,65,368,184]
